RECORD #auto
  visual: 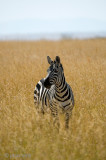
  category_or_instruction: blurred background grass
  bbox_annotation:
[0,39,106,160]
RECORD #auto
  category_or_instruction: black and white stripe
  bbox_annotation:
[34,56,74,128]
[34,78,49,113]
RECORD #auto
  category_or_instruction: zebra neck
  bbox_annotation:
[55,74,67,93]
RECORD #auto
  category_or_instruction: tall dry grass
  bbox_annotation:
[0,39,106,160]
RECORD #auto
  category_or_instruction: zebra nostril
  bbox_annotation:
[34,90,37,94]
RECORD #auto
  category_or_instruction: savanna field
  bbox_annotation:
[0,39,106,160]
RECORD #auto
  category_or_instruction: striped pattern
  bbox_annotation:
[34,56,74,128]
[34,79,55,113]
[34,78,49,113]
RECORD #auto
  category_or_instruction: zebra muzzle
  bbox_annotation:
[44,77,51,89]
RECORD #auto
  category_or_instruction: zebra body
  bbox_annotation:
[34,56,74,128]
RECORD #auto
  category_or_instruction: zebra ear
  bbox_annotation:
[47,56,53,65]
[55,56,60,64]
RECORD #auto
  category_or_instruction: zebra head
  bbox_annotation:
[44,56,64,89]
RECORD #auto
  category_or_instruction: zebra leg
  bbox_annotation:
[50,104,60,129]
[65,107,73,129]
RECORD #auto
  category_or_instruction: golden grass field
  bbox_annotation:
[0,39,106,160]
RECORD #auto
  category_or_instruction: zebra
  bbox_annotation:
[34,78,49,114]
[34,78,55,113]
[34,56,74,129]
